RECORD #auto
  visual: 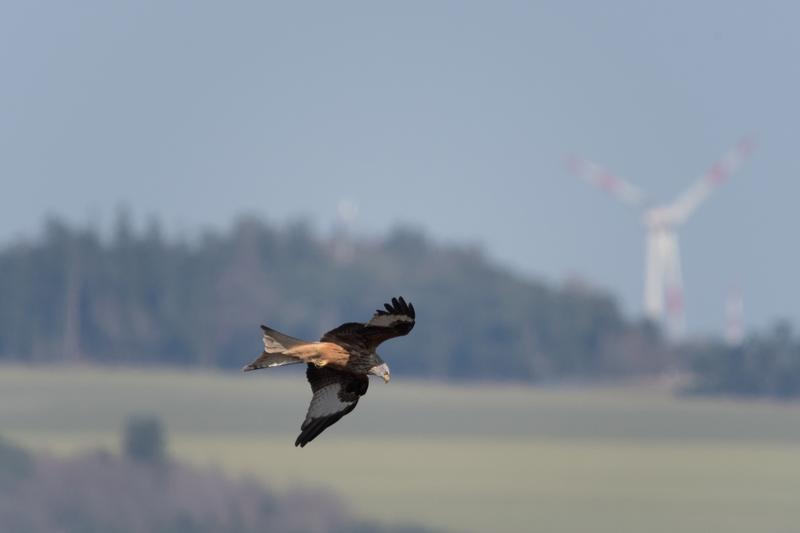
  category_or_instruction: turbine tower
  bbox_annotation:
[725,285,745,346]
[566,139,754,340]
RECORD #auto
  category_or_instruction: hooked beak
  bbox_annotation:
[370,363,391,383]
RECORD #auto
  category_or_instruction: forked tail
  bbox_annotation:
[242,325,307,372]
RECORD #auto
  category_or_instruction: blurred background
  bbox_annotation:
[2,2,800,532]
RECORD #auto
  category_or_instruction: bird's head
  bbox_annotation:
[369,362,391,383]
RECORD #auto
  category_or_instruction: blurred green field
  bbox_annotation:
[2,365,800,533]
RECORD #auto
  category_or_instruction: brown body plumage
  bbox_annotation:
[269,341,378,374]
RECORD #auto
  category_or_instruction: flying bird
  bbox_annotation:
[243,296,415,447]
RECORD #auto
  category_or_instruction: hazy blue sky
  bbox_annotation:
[2,1,799,334]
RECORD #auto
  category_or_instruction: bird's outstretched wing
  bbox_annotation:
[320,296,415,349]
[295,365,369,447]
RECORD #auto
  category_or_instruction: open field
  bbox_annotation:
[2,365,800,533]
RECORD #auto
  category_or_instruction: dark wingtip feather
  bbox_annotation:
[389,296,414,319]
[295,417,332,448]
[377,296,415,319]
[400,297,411,315]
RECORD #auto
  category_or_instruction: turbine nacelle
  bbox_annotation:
[642,206,681,230]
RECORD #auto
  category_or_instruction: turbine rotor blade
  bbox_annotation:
[565,154,647,208]
[665,137,755,225]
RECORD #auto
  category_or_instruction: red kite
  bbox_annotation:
[243,297,415,447]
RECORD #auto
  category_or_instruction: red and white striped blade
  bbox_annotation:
[565,154,647,208]
[666,137,755,224]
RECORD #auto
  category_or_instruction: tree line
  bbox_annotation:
[683,321,800,399]
[0,214,669,381]
[3,213,799,396]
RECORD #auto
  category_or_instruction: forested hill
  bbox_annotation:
[0,215,668,381]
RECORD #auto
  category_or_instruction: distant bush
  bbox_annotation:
[0,435,33,490]
[684,321,800,399]
[123,414,166,465]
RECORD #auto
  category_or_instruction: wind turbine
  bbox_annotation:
[566,139,754,340]
[725,285,745,346]
[330,198,359,264]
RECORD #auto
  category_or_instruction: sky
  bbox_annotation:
[2,1,799,335]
